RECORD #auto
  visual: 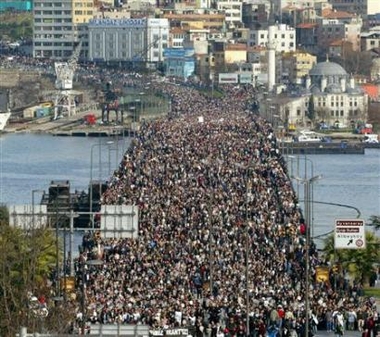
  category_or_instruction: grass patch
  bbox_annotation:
[363,287,380,298]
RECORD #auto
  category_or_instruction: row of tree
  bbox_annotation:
[0,206,73,337]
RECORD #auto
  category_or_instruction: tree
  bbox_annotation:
[307,95,315,121]
[368,215,380,231]
[0,215,73,336]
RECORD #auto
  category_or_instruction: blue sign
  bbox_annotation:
[88,18,146,27]
[164,48,194,58]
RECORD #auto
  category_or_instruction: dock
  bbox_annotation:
[279,141,378,155]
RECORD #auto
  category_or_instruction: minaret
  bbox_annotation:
[267,25,276,92]
[340,77,346,92]
[321,76,327,92]
[306,75,311,90]
[350,75,355,89]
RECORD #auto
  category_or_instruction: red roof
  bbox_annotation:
[361,84,379,100]
[322,9,356,19]
[297,23,318,29]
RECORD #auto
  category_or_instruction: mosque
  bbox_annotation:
[270,59,368,130]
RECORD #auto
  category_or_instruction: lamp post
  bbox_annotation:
[31,189,45,227]
[129,106,136,137]
[292,174,322,337]
[89,141,114,228]
[288,156,315,236]
[135,98,141,122]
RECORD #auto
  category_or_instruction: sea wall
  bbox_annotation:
[0,70,40,88]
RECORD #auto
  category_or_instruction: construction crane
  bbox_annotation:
[53,41,82,120]
[129,36,161,70]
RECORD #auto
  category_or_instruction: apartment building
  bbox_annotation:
[316,11,362,53]
[217,0,243,28]
[33,0,94,59]
[282,51,317,84]
[248,24,296,53]
[328,0,380,17]
[361,26,380,51]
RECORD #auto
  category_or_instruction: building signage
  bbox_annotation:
[150,329,189,336]
[218,73,238,84]
[239,73,253,84]
[88,18,146,27]
[334,219,366,249]
[164,48,194,58]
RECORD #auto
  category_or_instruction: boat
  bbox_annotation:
[297,130,323,143]
[0,112,11,131]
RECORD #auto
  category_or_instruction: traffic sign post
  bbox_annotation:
[334,219,366,249]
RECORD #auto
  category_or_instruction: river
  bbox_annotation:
[0,133,379,247]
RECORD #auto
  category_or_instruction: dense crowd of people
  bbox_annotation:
[73,79,378,337]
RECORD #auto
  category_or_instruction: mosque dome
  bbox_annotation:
[309,61,347,77]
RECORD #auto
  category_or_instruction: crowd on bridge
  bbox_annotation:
[73,78,378,337]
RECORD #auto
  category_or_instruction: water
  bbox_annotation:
[0,133,130,205]
[286,150,380,244]
[0,134,379,243]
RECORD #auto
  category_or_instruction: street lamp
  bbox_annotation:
[292,174,322,337]
[135,98,141,123]
[288,156,315,236]
[89,141,114,228]
[129,106,136,137]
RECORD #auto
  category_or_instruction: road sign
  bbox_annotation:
[334,219,366,249]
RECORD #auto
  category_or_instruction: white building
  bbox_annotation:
[217,1,243,28]
[248,24,296,53]
[146,18,169,65]
[361,26,380,51]
[87,18,169,64]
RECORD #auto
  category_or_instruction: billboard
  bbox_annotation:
[334,219,366,249]
[218,73,238,84]
[100,205,139,239]
[239,73,253,84]
[8,205,48,229]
